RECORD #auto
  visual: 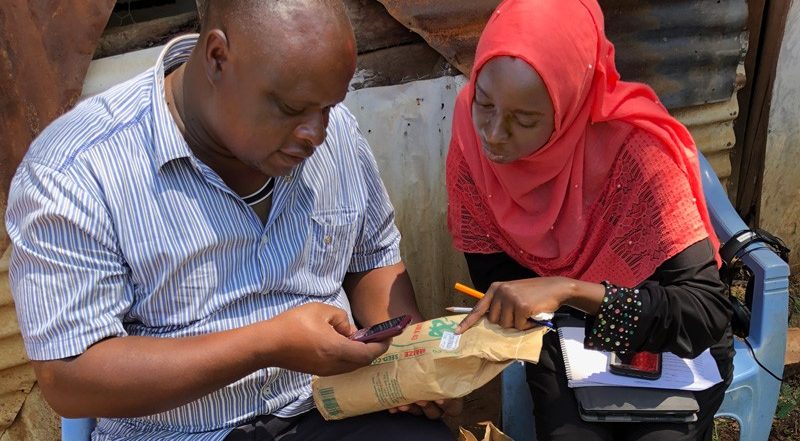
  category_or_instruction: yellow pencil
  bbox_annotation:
[454,282,484,300]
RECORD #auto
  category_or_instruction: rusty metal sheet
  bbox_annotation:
[0,1,116,437]
[377,0,497,78]
[376,0,746,109]
[0,0,115,250]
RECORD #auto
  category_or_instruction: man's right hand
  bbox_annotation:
[31,302,387,418]
[263,302,390,376]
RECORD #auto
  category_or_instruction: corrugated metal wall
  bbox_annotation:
[602,0,747,109]
[378,0,747,108]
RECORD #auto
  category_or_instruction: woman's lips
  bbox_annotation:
[481,142,509,162]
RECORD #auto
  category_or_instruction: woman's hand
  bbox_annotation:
[455,277,605,333]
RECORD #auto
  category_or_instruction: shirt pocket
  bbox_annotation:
[306,208,360,278]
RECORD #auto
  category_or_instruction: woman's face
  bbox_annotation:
[472,56,555,163]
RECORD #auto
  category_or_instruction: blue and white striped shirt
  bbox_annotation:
[7,35,401,440]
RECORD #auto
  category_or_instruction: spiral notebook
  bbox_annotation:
[558,326,722,391]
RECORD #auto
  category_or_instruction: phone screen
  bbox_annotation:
[609,351,662,380]
[350,315,412,343]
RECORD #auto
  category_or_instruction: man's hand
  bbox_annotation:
[388,398,464,419]
[265,302,390,376]
[32,301,388,418]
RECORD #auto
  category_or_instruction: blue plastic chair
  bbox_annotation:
[61,417,95,441]
[501,152,790,441]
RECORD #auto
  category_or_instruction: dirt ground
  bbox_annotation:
[715,373,800,441]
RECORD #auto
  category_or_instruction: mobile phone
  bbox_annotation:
[350,315,413,343]
[609,351,662,380]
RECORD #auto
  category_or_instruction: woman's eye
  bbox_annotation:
[475,100,494,109]
[516,116,538,128]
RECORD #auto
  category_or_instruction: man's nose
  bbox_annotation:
[294,109,329,147]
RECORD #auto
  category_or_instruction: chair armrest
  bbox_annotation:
[698,153,790,347]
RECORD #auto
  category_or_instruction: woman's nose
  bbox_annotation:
[484,114,510,144]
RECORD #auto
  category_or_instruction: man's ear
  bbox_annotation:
[203,29,229,84]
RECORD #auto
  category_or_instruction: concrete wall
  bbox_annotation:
[761,1,800,271]
[344,77,472,317]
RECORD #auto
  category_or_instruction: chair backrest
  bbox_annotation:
[501,152,791,441]
[61,417,95,441]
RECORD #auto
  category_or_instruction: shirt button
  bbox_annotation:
[261,236,269,246]
[285,175,293,182]
[323,235,333,245]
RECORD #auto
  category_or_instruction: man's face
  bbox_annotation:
[206,30,356,177]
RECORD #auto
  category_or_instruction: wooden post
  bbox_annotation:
[787,328,800,372]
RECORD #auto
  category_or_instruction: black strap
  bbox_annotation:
[716,228,789,378]
[720,228,790,266]
[719,228,790,286]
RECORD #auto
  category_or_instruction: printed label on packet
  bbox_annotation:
[439,331,461,351]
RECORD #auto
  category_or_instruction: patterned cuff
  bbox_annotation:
[585,281,642,353]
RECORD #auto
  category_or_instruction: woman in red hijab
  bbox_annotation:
[449,0,733,439]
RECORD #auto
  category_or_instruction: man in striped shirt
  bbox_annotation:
[6,1,459,439]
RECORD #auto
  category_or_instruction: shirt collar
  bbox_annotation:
[151,34,200,170]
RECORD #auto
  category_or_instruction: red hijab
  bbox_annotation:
[446,0,719,286]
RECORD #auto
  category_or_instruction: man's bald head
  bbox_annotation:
[198,0,352,42]
[198,0,345,27]
[196,0,355,76]
[178,0,358,178]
